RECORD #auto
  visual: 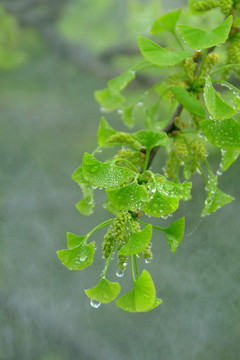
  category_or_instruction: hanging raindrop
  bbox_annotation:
[116,269,124,278]
[90,299,101,309]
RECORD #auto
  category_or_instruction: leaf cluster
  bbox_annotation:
[57,4,240,312]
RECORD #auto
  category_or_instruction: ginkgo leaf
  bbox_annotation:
[151,9,182,34]
[57,242,95,270]
[155,175,192,200]
[164,217,185,253]
[106,181,149,211]
[142,190,179,217]
[138,37,192,67]
[85,278,121,304]
[97,116,117,146]
[169,86,205,118]
[201,118,240,150]
[178,16,232,49]
[132,130,169,151]
[82,153,135,188]
[66,232,86,249]
[221,149,240,171]
[203,76,236,120]
[118,225,152,255]
[202,187,234,216]
[115,270,160,312]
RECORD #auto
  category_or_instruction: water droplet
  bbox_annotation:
[145,257,152,264]
[80,255,87,261]
[118,109,123,114]
[216,169,222,176]
[100,107,106,113]
[116,269,124,277]
[90,299,101,309]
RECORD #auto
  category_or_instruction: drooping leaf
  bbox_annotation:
[169,86,205,118]
[155,175,192,200]
[122,105,135,127]
[164,217,185,253]
[138,37,192,67]
[178,16,233,49]
[115,270,160,312]
[201,118,240,150]
[203,76,236,120]
[234,96,240,111]
[142,189,179,218]
[202,187,234,217]
[57,242,95,270]
[108,69,135,93]
[103,198,119,215]
[95,88,124,112]
[71,166,95,216]
[106,181,149,211]
[222,149,240,171]
[151,9,182,34]
[85,278,121,304]
[97,116,117,146]
[82,153,135,188]
[66,232,86,249]
[118,225,152,255]
[132,130,169,151]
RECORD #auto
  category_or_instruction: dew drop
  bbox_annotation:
[100,107,106,113]
[145,257,152,264]
[116,269,124,278]
[118,109,123,114]
[90,299,101,309]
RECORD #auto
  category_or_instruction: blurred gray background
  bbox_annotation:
[0,0,239,359]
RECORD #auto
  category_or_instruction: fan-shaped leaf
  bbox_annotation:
[201,118,240,150]
[178,16,232,49]
[203,76,236,120]
[57,242,95,270]
[85,278,121,304]
[151,9,182,34]
[82,153,135,188]
[142,190,179,217]
[118,225,153,256]
[169,86,205,118]
[138,37,192,67]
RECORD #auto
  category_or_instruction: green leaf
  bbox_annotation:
[57,242,95,270]
[108,69,135,93]
[106,182,148,211]
[118,224,152,255]
[151,9,182,35]
[122,105,135,127]
[222,149,240,171]
[202,187,234,217]
[155,175,192,200]
[115,270,161,313]
[85,278,121,304]
[178,16,233,49]
[97,116,117,146]
[66,232,86,249]
[105,132,141,149]
[138,37,192,67]
[132,130,169,151]
[203,76,236,120]
[71,166,95,216]
[103,198,119,215]
[142,190,179,218]
[164,217,185,253]
[169,86,205,118]
[95,88,124,112]
[234,96,240,112]
[82,153,135,188]
[200,118,240,150]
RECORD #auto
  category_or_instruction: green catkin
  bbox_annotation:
[202,53,220,75]
[164,150,178,179]
[184,57,197,80]
[220,0,233,15]
[173,137,189,162]
[193,0,220,12]
[227,35,240,75]
[190,138,207,162]
[102,212,130,260]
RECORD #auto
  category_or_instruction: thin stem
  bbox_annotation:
[114,157,139,173]
[130,256,136,283]
[134,255,139,279]
[210,64,240,76]
[204,159,213,175]
[196,163,208,185]
[137,219,165,232]
[196,48,207,81]
[101,242,116,278]
[85,218,114,242]
[143,148,151,172]
[173,30,185,51]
